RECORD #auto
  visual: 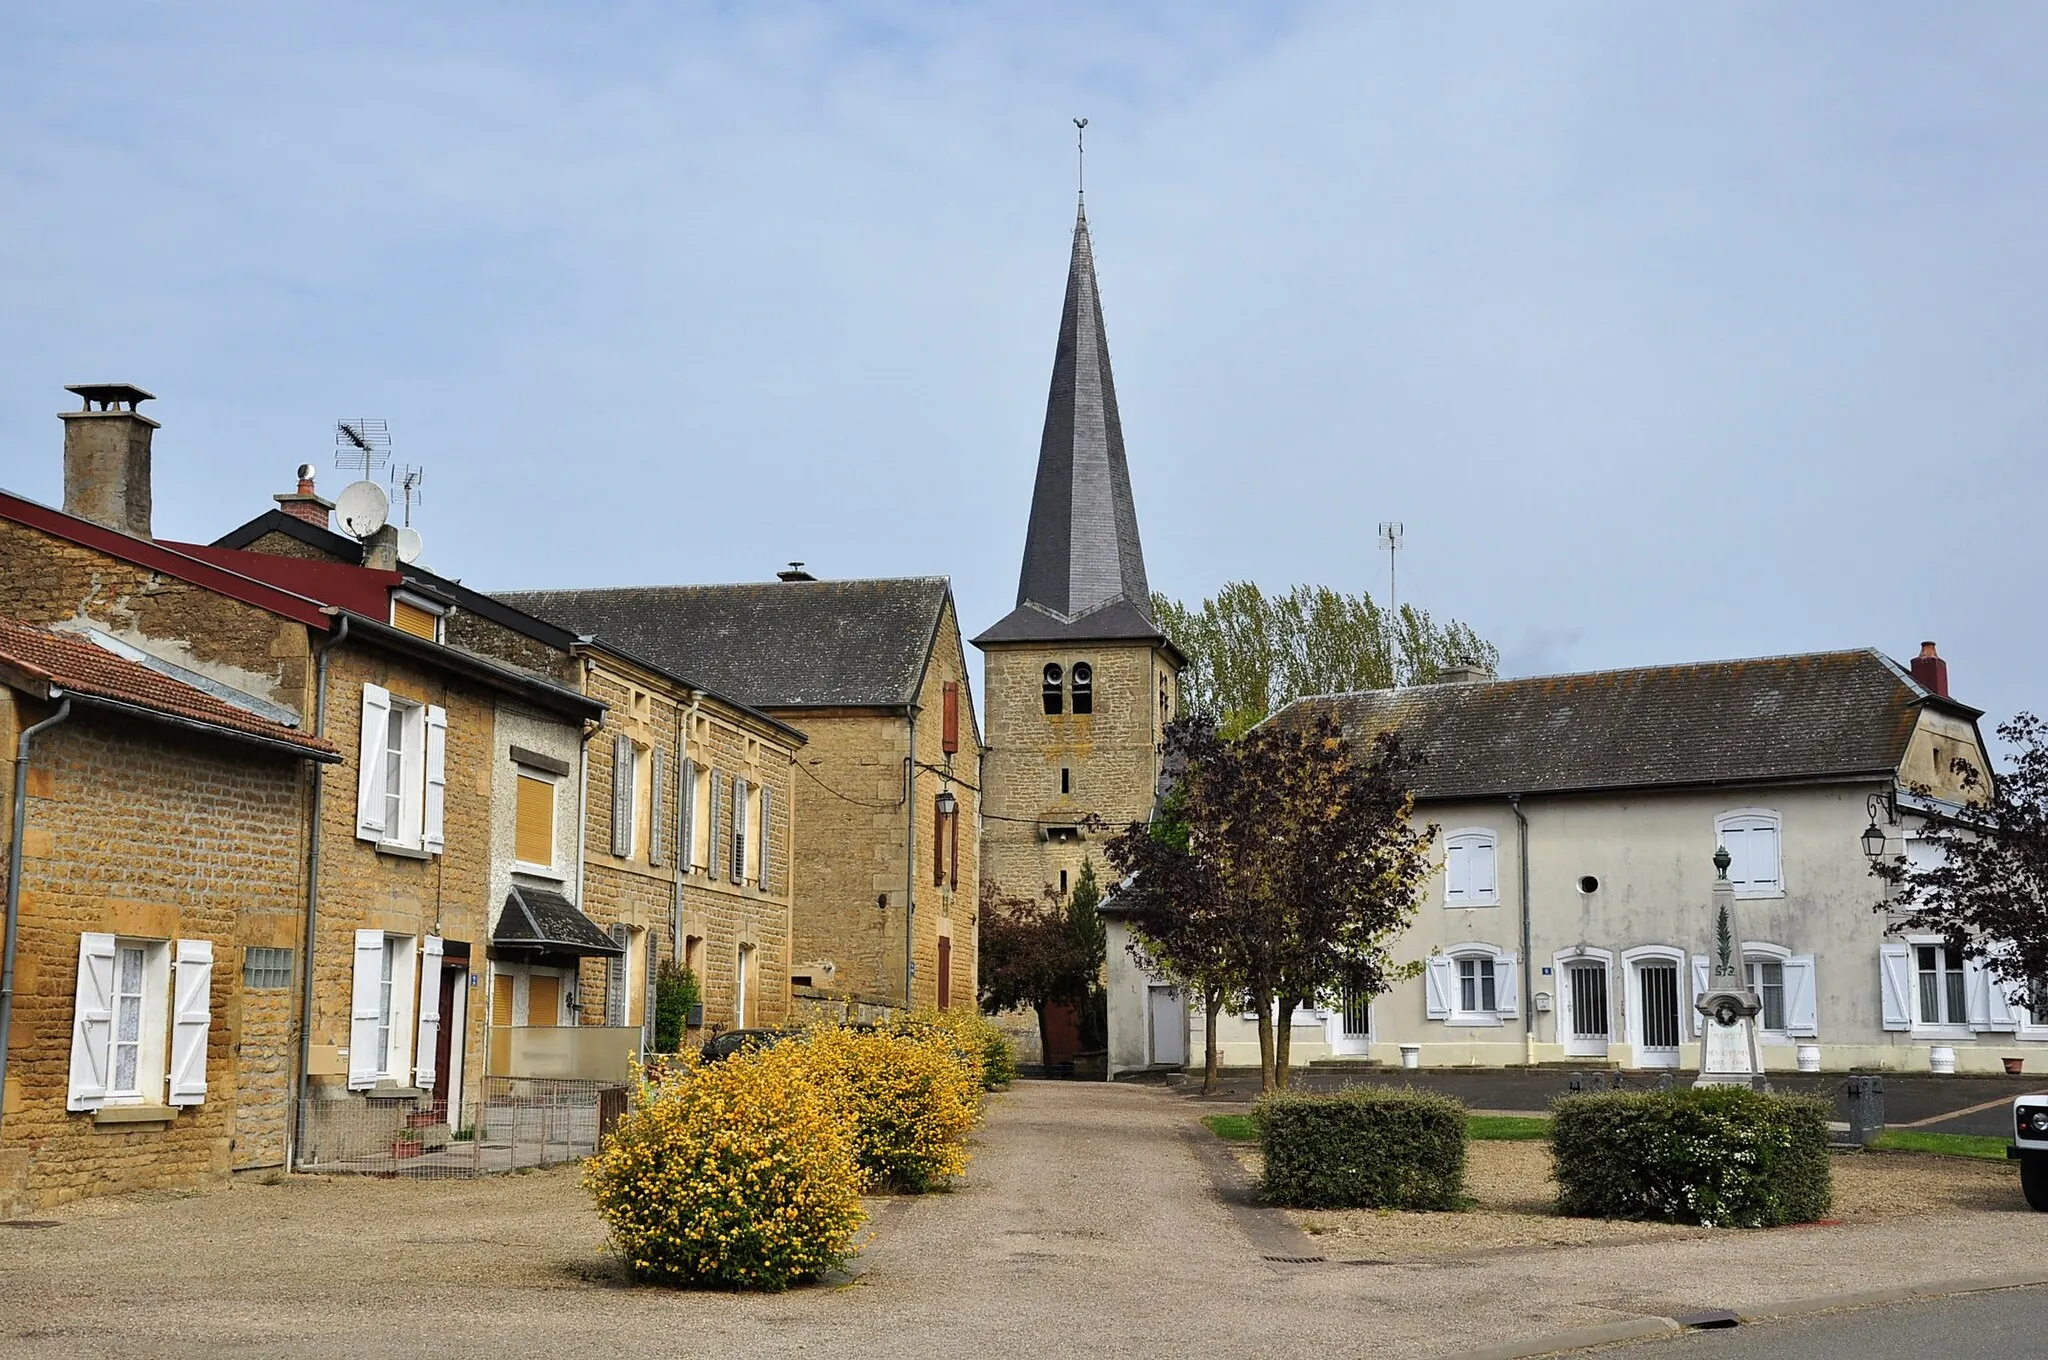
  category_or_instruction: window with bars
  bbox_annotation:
[242,947,293,990]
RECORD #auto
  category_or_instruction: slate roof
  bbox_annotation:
[976,202,1160,649]
[497,578,952,710]
[494,885,624,957]
[1268,650,1974,801]
[0,615,338,760]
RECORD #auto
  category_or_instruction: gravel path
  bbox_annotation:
[4,1082,2047,1358]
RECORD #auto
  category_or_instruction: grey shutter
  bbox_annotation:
[649,748,668,867]
[610,734,633,857]
[706,769,720,879]
[607,923,629,1027]
[758,786,773,891]
[679,758,698,873]
[643,936,660,1052]
[731,777,748,883]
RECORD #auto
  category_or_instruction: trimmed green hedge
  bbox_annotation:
[1551,1087,1832,1228]
[1255,1086,1467,1210]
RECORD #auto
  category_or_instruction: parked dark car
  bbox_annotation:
[699,1028,794,1064]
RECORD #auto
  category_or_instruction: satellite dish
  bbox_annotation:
[334,480,389,539]
[395,527,424,565]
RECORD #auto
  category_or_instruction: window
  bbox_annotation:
[941,681,960,754]
[1060,767,1071,795]
[1443,829,1500,907]
[1071,662,1093,715]
[1059,869,1069,896]
[1160,673,1171,722]
[389,596,443,642]
[1917,943,1966,1026]
[1715,810,1783,898]
[706,768,722,879]
[938,935,953,1010]
[1424,945,1519,1025]
[515,772,555,867]
[1747,959,1787,1032]
[1043,663,1063,715]
[648,748,668,867]
[68,933,212,1112]
[737,943,756,1028]
[933,793,959,889]
[681,758,702,872]
[354,686,446,853]
[242,947,293,990]
[732,776,750,884]
[1459,956,1497,1013]
[348,930,426,1090]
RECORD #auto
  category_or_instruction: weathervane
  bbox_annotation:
[1074,117,1088,200]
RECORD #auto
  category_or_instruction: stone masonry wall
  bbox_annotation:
[0,700,309,1214]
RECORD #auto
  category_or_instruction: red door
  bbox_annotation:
[937,937,952,1010]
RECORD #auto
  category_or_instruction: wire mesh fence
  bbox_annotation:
[295,1078,630,1179]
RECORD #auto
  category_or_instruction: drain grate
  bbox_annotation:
[1673,1310,1741,1330]
[1262,1254,1327,1264]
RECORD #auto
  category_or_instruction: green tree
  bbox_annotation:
[1154,582,1499,737]
[1065,861,1110,1052]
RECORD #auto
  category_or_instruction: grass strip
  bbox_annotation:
[1201,1112,1554,1142]
[1868,1129,2011,1162]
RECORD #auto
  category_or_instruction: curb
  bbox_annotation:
[1446,1269,2048,1359]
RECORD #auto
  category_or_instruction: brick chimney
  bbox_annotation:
[274,463,335,529]
[1908,641,1949,698]
[59,383,157,539]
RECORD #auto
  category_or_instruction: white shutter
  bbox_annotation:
[66,932,117,1111]
[1967,958,2018,1032]
[1784,955,1818,1037]
[1879,943,1913,1032]
[680,758,697,872]
[1424,956,1454,1019]
[732,777,749,883]
[1444,842,1467,903]
[1495,952,1519,1017]
[758,786,773,889]
[355,685,391,840]
[611,735,634,858]
[1473,841,1498,899]
[649,749,668,867]
[1987,969,2020,1032]
[348,929,384,1090]
[413,935,443,1089]
[1755,825,1782,893]
[167,939,214,1106]
[422,706,447,854]
[607,924,629,1026]
[1690,955,1711,1036]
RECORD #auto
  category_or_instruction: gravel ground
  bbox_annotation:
[1237,1142,2020,1259]
[3,1084,2045,1360]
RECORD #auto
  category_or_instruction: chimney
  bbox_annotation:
[274,463,335,529]
[776,561,817,582]
[361,525,401,572]
[59,383,158,539]
[1436,660,1496,685]
[1908,641,1949,698]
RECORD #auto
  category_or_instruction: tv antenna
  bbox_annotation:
[390,464,424,527]
[334,419,390,479]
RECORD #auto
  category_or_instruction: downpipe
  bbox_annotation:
[291,614,349,1169]
[1509,793,1533,1066]
[0,697,73,1146]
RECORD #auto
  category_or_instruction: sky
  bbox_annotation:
[3,2,2045,736]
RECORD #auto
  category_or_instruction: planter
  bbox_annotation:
[1796,1044,1822,1073]
[404,1110,440,1129]
[390,1140,425,1160]
[1398,1044,1421,1070]
[1929,1046,1957,1075]
[2006,1057,2026,1076]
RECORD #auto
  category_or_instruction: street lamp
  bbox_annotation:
[1862,792,1891,862]
[936,788,958,817]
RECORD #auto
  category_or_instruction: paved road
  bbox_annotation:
[1612,1286,2048,1358]
[1182,1068,2040,1136]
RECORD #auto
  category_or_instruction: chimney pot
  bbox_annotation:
[1435,660,1495,685]
[1908,641,1949,699]
[361,525,401,573]
[275,464,335,529]
[59,382,158,539]
[776,561,817,582]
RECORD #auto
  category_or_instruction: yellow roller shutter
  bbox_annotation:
[515,773,554,865]
[391,599,440,640]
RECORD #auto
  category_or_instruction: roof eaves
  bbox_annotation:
[56,688,341,763]
[575,637,808,746]
[336,611,605,723]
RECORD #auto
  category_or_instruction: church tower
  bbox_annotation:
[975,200,1182,905]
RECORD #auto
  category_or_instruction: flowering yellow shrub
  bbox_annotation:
[582,1042,866,1291]
[802,1026,981,1192]
[894,1009,1015,1090]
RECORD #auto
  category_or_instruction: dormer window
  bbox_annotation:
[389,592,446,643]
[1071,662,1093,715]
[1043,663,1064,715]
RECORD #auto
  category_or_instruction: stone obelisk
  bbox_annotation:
[1694,846,1770,1090]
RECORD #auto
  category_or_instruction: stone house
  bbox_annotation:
[567,639,802,1043]
[1105,645,2010,1077]
[0,614,335,1216]
[503,575,981,1014]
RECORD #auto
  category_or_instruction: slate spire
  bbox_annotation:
[1010,200,1154,629]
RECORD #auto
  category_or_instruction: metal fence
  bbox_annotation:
[295,1078,629,1179]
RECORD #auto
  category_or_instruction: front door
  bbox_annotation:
[1635,961,1682,1069]
[1147,986,1186,1066]
[1562,961,1610,1058]
[1326,987,1373,1057]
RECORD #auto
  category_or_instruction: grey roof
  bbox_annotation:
[976,202,1157,649]
[497,578,951,710]
[1268,649,1978,801]
[494,885,624,957]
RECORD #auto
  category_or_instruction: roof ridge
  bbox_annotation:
[1283,647,1896,709]
[499,576,951,596]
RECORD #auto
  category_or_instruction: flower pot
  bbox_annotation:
[1399,1044,1421,1070]
[391,1140,424,1160]
[2006,1057,2026,1076]
[405,1110,439,1129]
[1929,1046,1957,1075]
[1796,1044,1822,1073]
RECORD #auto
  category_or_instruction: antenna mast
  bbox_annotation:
[335,419,390,479]
[1379,521,1404,684]
[390,464,424,527]
[1074,117,1088,201]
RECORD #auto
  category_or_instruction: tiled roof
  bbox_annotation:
[1268,650,1958,801]
[499,578,951,710]
[494,886,625,957]
[0,615,336,759]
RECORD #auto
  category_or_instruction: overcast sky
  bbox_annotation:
[3,3,2043,733]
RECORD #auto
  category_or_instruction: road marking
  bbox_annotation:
[1899,1093,2026,1128]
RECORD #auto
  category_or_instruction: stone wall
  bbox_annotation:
[0,699,309,1214]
